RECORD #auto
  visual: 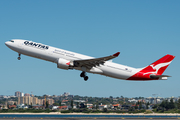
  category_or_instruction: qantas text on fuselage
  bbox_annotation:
[5,39,175,81]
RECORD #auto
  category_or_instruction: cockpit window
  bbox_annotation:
[10,40,14,42]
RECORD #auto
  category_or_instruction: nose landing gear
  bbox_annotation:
[80,71,89,81]
[18,53,21,60]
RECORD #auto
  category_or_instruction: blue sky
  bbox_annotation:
[1,0,179,98]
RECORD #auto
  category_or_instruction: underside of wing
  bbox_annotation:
[73,52,120,69]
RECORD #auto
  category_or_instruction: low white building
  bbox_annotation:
[16,104,29,109]
[52,106,59,110]
[128,99,138,103]
[99,105,107,110]
[73,100,85,103]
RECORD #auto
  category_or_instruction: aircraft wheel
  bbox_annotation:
[84,76,88,81]
[80,72,85,77]
[18,57,21,60]
[18,53,21,60]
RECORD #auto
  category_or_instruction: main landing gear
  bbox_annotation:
[18,53,21,60]
[80,71,89,81]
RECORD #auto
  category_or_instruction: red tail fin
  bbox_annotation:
[127,54,175,80]
[142,54,175,75]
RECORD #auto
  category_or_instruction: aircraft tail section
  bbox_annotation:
[141,54,175,75]
[127,54,175,80]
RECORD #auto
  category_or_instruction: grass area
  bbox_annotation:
[1,108,180,114]
[61,109,147,114]
[0,109,57,113]
[153,108,180,113]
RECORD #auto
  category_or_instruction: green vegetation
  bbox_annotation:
[0,108,57,113]
[60,108,147,114]
[144,110,153,114]
[152,98,180,113]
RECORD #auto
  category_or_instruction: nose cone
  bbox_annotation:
[5,41,9,46]
[5,41,11,48]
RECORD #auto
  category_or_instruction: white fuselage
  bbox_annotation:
[5,39,140,80]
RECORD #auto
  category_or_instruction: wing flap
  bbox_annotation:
[74,52,120,68]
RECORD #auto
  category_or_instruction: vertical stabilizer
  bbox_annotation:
[141,54,175,75]
[127,54,175,80]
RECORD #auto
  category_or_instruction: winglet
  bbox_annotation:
[113,52,120,57]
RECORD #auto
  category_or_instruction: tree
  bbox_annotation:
[46,101,49,108]
[59,101,61,106]
[164,100,169,110]
[96,102,99,110]
[169,98,175,109]
[53,103,59,106]
[43,102,45,106]
[92,103,96,109]
[135,104,138,109]
[128,107,135,112]
[7,103,10,109]
[152,104,158,109]
[160,100,165,109]
[71,100,73,108]
[177,99,180,109]
[146,102,150,109]
[76,102,79,108]
[80,103,86,108]
[29,102,32,108]
[137,101,140,105]
[109,96,113,99]
[119,101,124,105]
[103,108,108,112]
[139,96,142,99]
[139,102,142,110]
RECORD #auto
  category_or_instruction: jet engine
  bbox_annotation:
[57,58,73,70]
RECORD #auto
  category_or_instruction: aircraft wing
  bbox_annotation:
[74,52,120,69]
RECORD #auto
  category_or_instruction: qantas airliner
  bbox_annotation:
[5,39,175,81]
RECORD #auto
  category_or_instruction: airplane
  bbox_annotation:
[5,39,175,81]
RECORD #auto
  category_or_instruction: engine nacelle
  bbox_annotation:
[57,58,72,70]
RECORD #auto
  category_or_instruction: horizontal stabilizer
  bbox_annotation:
[150,74,171,80]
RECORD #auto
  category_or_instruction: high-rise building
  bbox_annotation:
[63,92,70,96]
[18,97,24,105]
[18,96,39,105]
[24,93,30,96]
[15,91,21,97]
[17,94,54,106]
[24,96,32,105]
[31,94,34,97]
[21,92,24,97]
[32,97,38,105]
[38,99,44,105]
[48,99,54,105]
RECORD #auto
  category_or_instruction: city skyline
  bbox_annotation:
[1,91,179,109]
[0,91,179,99]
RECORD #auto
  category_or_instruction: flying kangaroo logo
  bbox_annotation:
[143,61,171,75]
